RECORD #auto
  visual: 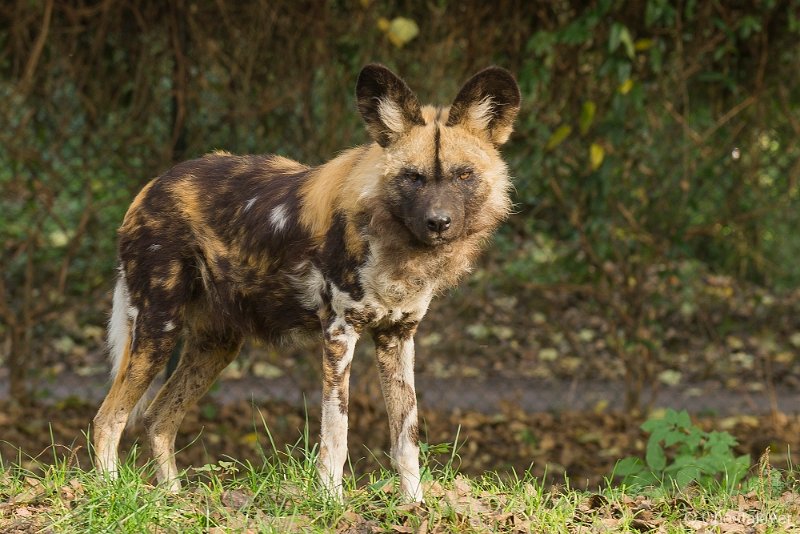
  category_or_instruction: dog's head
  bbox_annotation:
[356,64,520,247]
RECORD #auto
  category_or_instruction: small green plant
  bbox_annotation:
[615,409,750,491]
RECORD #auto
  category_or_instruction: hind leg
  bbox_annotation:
[93,331,178,479]
[143,328,242,491]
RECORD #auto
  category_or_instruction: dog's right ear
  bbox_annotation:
[356,64,424,147]
[446,67,520,146]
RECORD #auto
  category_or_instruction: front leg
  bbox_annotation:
[317,314,359,500]
[373,321,423,502]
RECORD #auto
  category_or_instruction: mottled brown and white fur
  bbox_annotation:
[92,64,520,502]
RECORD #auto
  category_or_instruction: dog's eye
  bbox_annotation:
[458,170,473,181]
[406,172,425,184]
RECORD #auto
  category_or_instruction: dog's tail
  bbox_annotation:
[107,272,162,427]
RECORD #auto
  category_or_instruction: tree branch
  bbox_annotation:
[18,0,54,94]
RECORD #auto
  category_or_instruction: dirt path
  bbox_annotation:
[2,370,799,416]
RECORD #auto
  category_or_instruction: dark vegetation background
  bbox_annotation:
[2,0,800,486]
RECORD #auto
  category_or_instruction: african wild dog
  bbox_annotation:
[93,64,520,502]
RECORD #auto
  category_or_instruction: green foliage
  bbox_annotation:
[506,0,800,289]
[615,409,750,491]
[2,0,800,401]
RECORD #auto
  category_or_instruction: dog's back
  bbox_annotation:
[116,152,323,345]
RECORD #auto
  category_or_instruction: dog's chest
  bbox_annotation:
[336,259,433,327]
[295,244,434,329]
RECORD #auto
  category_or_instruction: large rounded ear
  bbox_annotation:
[356,64,424,147]
[446,67,521,146]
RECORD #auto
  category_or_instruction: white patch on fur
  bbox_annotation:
[354,154,389,208]
[269,203,289,232]
[399,338,416,384]
[326,312,358,375]
[467,96,495,131]
[377,98,406,134]
[109,273,133,379]
[163,321,176,332]
[292,262,326,310]
[148,243,162,252]
[395,401,422,501]
[329,284,359,316]
[244,196,257,212]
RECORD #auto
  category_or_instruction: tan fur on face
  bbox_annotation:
[438,124,513,231]
[420,105,447,124]
[298,96,510,257]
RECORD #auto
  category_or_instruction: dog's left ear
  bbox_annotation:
[357,64,424,147]
[446,67,521,146]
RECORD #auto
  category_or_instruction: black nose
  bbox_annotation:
[426,214,451,233]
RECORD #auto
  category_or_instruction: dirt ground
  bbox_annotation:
[2,267,800,488]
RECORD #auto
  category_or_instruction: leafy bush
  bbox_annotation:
[1,1,799,402]
[615,409,750,491]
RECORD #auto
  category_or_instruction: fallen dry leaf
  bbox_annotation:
[717,523,749,534]
[221,488,254,510]
[14,506,32,517]
[629,517,657,532]
[336,510,379,534]
[721,510,754,525]
[59,477,84,504]
[599,517,621,529]
[780,491,800,508]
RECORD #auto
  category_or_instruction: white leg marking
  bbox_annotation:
[318,320,359,500]
[394,338,422,502]
[269,203,289,232]
[96,413,128,480]
[150,433,181,493]
[319,390,348,500]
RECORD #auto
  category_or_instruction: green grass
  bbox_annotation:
[1,426,799,533]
